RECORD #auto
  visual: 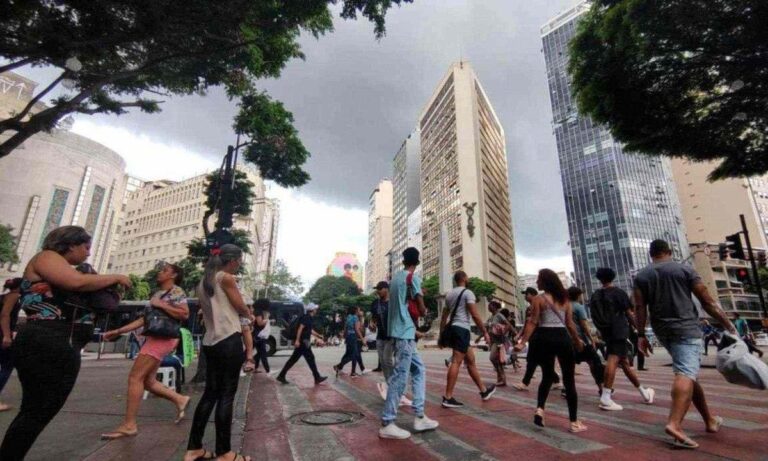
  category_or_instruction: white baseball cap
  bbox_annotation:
[305,303,319,312]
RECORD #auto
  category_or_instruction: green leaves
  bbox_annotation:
[569,0,768,180]
[0,0,414,181]
[260,259,305,301]
[124,274,151,301]
[0,224,19,265]
[234,92,311,187]
[304,275,362,312]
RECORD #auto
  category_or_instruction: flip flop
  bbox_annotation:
[230,454,252,461]
[100,429,138,441]
[243,359,256,373]
[569,421,588,433]
[194,450,216,461]
[175,396,191,424]
[669,437,699,449]
[707,416,723,433]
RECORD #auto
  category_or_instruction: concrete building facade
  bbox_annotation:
[419,62,518,308]
[109,165,276,287]
[1,72,127,278]
[391,128,421,267]
[365,180,394,291]
[671,158,768,250]
[542,4,689,297]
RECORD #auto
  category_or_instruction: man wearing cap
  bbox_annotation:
[276,303,328,385]
[379,247,438,439]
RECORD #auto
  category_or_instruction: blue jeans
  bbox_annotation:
[337,334,361,374]
[381,339,425,424]
[658,336,703,381]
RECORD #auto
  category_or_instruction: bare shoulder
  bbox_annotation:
[219,272,236,286]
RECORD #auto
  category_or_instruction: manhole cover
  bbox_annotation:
[289,410,365,426]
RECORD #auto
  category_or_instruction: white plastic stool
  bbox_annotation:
[142,366,176,400]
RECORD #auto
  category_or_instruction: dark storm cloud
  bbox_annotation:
[16,0,577,260]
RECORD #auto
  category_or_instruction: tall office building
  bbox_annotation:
[671,158,768,249]
[391,128,421,265]
[365,179,394,291]
[109,164,277,286]
[419,62,518,307]
[542,3,689,296]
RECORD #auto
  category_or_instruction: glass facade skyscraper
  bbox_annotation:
[541,3,689,296]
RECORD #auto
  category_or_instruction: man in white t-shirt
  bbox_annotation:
[440,271,496,408]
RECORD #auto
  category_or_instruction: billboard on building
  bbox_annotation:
[326,252,363,289]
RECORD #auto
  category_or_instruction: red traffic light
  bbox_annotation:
[736,268,751,283]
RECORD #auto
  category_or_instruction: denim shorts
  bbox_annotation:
[658,336,703,381]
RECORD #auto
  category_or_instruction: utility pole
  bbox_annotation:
[740,214,767,317]
[205,144,239,252]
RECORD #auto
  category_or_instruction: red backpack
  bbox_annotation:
[406,271,421,324]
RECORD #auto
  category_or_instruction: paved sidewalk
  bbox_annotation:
[0,346,765,460]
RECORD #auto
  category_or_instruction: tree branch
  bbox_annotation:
[2,72,66,126]
[0,57,35,74]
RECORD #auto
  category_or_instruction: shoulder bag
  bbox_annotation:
[438,289,467,348]
[143,289,182,338]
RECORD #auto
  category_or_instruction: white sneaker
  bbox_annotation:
[379,423,411,439]
[642,387,655,405]
[399,396,412,407]
[361,369,371,375]
[599,399,623,411]
[413,415,439,432]
[377,382,388,400]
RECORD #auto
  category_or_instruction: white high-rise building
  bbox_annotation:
[109,164,277,287]
[366,179,394,291]
[392,128,421,264]
[419,62,518,308]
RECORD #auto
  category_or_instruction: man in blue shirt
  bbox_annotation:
[379,247,439,439]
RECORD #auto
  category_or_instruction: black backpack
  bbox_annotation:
[589,289,613,331]
[284,315,302,341]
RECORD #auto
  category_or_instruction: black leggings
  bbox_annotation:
[253,337,270,372]
[522,338,560,386]
[337,334,361,374]
[278,341,321,381]
[534,328,578,422]
[188,333,244,455]
[578,344,605,389]
[0,321,91,460]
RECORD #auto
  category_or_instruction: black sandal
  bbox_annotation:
[231,454,252,461]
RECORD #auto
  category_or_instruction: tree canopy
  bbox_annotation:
[201,170,256,237]
[260,259,304,301]
[124,273,151,301]
[0,0,414,185]
[304,275,362,313]
[0,225,19,265]
[569,0,768,180]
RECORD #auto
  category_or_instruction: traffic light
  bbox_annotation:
[758,251,767,268]
[718,243,730,260]
[735,267,751,284]
[725,233,746,260]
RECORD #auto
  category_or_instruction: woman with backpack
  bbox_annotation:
[478,301,512,387]
[101,262,191,440]
[513,269,586,433]
[0,226,132,460]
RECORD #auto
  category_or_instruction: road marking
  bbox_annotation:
[275,383,355,461]
[332,379,498,461]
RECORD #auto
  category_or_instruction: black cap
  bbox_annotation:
[374,281,389,290]
[522,287,538,296]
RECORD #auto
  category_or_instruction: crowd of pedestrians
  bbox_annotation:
[0,226,764,457]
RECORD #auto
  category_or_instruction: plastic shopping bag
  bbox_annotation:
[716,332,768,390]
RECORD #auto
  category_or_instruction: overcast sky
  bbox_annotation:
[14,0,578,286]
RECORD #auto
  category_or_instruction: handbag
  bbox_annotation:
[438,289,467,348]
[143,289,181,338]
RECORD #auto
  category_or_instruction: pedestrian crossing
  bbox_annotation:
[242,353,767,461]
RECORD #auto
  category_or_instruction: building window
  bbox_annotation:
[83,185,106,236]
[39,188,70,247]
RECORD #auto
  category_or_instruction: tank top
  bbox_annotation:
[199,272,242,346]
[538,295,567,329]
